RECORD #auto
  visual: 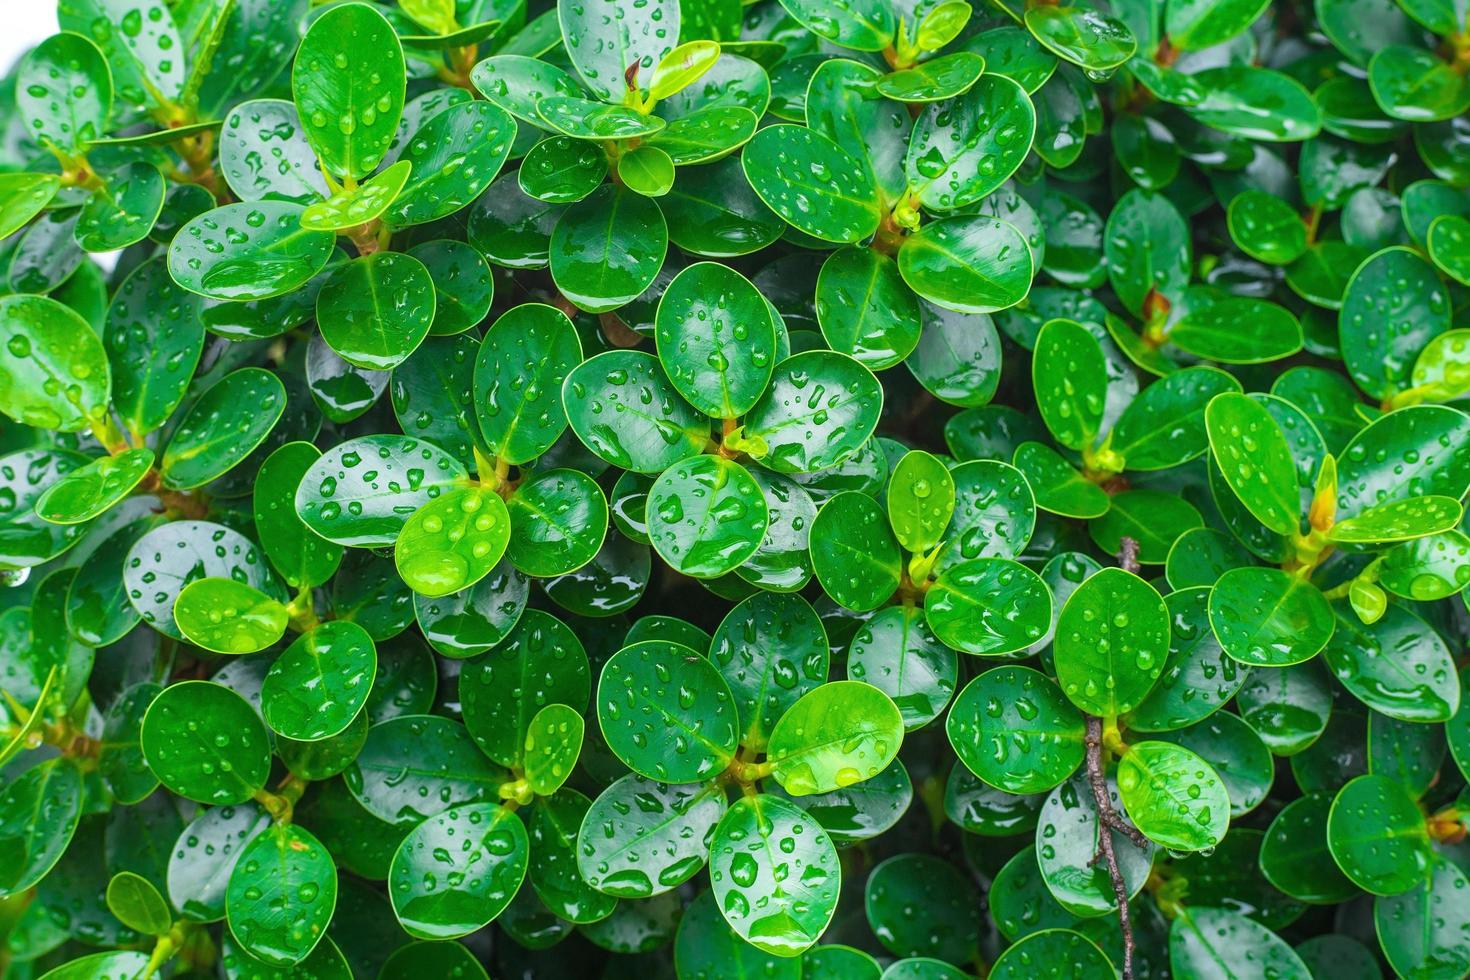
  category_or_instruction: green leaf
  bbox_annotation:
[1379,530,1470,600]
[254,443,344,589]
[172,578,288,654]
[1166,0,1271,48]
[1168,907,1309,979]
[1033,318,1107,451]
[947,665,1084,793]
[887,450,956,555]
[941,459,1036,565]
[1329,494,1461,543]
[506,468,608,577]
[0,294,111,432]
[523,704,582,797]
[1024,7,1136,71]
[0,758,83,896]
[162,367,285,490]
[618,145,675,196]
[741,124,881,244]
[905,75,1035,211]
[291,3,405,180]
[597,639,738,781]
[558,0,680,102]
[1374,859,1470,979]
[744,350,883,473]
[0,172,60,240]
[218,99,331,205]
[1013,441,1110,519]
[394,485,511,597]
[1208,565,1334,667]
[140,681,271,804]
[1104,189,1190,315]
[385,102,515,227]
[655,262,777,417]
[17,33,111,154]
[1117,740,1229,851]
[767,680,903,795]
[925,557,1053,656]
[1326,774,1432,895]
[1205,392,1302,536]
[898,215,1034,314]
[810,490,902,611]
[991,930,1114,979]
[295,435,469,547]
[1428,214,1470,286]
[316,252,436,371]
[169,202,336,301]
[562,350,708,473]
[226,822,337,965]
[387,802,526,939]
[708,793,840,956]
[1322,603,1458,722]
[865,858,979,966]
[1169,297,1303,364]
[1335,404,1470,520]
[103,257,204,438]
[876,52,986,102]
[34,448,152,525]
[846,606,955,731]
[906,301,1003,408]
[1111,367,1240,471]
[76,162,165,251]
[1052,567,1168,716]
[1368,45,1470,122]
[300,160,412,231]
[815,247,920,371]
[104,871,171,937]
[578,774,726,898]
[475,303,582,466]
[260,621,377,741]
[1186,66,1323,141]
[550,185,668,313]
[1226,190,1307,265]
[647,455,768,578]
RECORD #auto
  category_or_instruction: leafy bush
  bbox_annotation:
[3,0,1470,978]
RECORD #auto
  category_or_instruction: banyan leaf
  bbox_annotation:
[17,32,112,154]
[741,124,881,244]
[0,295,111,432]
[767,680,903,796]
[905,74,1035,212]
[947,665,1084,794]
[291,3,406,180]
[596,640,739,782]
[1205,392,1301,536]
[744,351,883,474]
[1052,568,1168,716]
[655,262,777,418]
[708,793,840,957]
[925,558,1053,656]
[810,490,901,612]
[550,185,668,313]
[898,215,1034,314]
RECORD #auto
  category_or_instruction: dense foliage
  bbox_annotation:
[1,0,1470,977]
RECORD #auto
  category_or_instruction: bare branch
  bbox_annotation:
[1085,715,1147,979]
[1118,536,1141,576]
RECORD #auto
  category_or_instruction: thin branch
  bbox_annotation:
[1118,535,1141,575]
[1085,715,1147,980]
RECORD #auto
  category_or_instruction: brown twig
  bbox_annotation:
[1085,715,1147,979]
[1117,536,1141,575]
